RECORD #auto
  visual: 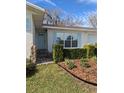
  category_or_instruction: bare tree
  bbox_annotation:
[87,12,97,28]
[43,9,84,27]
[62,14,83,26]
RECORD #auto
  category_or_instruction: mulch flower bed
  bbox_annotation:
[58,59,97,85]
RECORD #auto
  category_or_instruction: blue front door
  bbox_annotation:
[37,32,47,49]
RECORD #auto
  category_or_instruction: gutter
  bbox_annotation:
[26,1,45,12]
[42,25,97,32]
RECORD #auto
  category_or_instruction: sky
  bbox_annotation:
[27,0,97,27]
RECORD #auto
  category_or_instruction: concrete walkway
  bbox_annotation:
[37,61,53,65]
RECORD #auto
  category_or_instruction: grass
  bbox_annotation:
[26,63,96,93]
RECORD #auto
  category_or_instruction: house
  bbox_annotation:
[26,2,97,59]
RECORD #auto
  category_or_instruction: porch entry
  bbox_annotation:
[36,31,52,63]
[37,32,47,49]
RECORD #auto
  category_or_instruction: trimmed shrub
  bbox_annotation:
[52,44,63,63]
[84,44,96,58]
[63,48,87,59]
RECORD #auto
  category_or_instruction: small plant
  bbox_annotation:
[64,58,70,65]
[82,63,91,68]
[65,58,76,69]
[80,57,90,68]
[68,62,77,70]
[80,57,89,63]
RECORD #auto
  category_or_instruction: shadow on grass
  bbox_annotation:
[26,66,38,78]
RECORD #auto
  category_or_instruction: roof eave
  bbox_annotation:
[42,25,97,32]
[26,1,45,12]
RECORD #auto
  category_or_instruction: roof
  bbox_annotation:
[26,1,45,12]
[42,25,97,32]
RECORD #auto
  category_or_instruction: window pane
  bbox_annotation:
[72,40,77,47]
[72,33,78,47]
[65,40,71,47]
[56,33,64,45]
[64,33,71,47]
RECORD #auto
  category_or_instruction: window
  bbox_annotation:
[72,33,78,47]
[55,32,79,48]
[65,33,71,47]
[56,32,64,45]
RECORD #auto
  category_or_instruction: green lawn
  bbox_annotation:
[26,63,96,93]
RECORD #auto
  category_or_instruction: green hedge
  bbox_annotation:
[52,44,97,62]
[63,48,87,59]
[52,44,63,63]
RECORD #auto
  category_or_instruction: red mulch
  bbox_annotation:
[58,59,97,84]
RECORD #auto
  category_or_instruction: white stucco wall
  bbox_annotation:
[47,29,54,52]
[84,32,97,44]
[26,11,34,58]
[80,32,85,47]
[47,29,97,52]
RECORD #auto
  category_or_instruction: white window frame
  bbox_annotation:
[55,32,79,48]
